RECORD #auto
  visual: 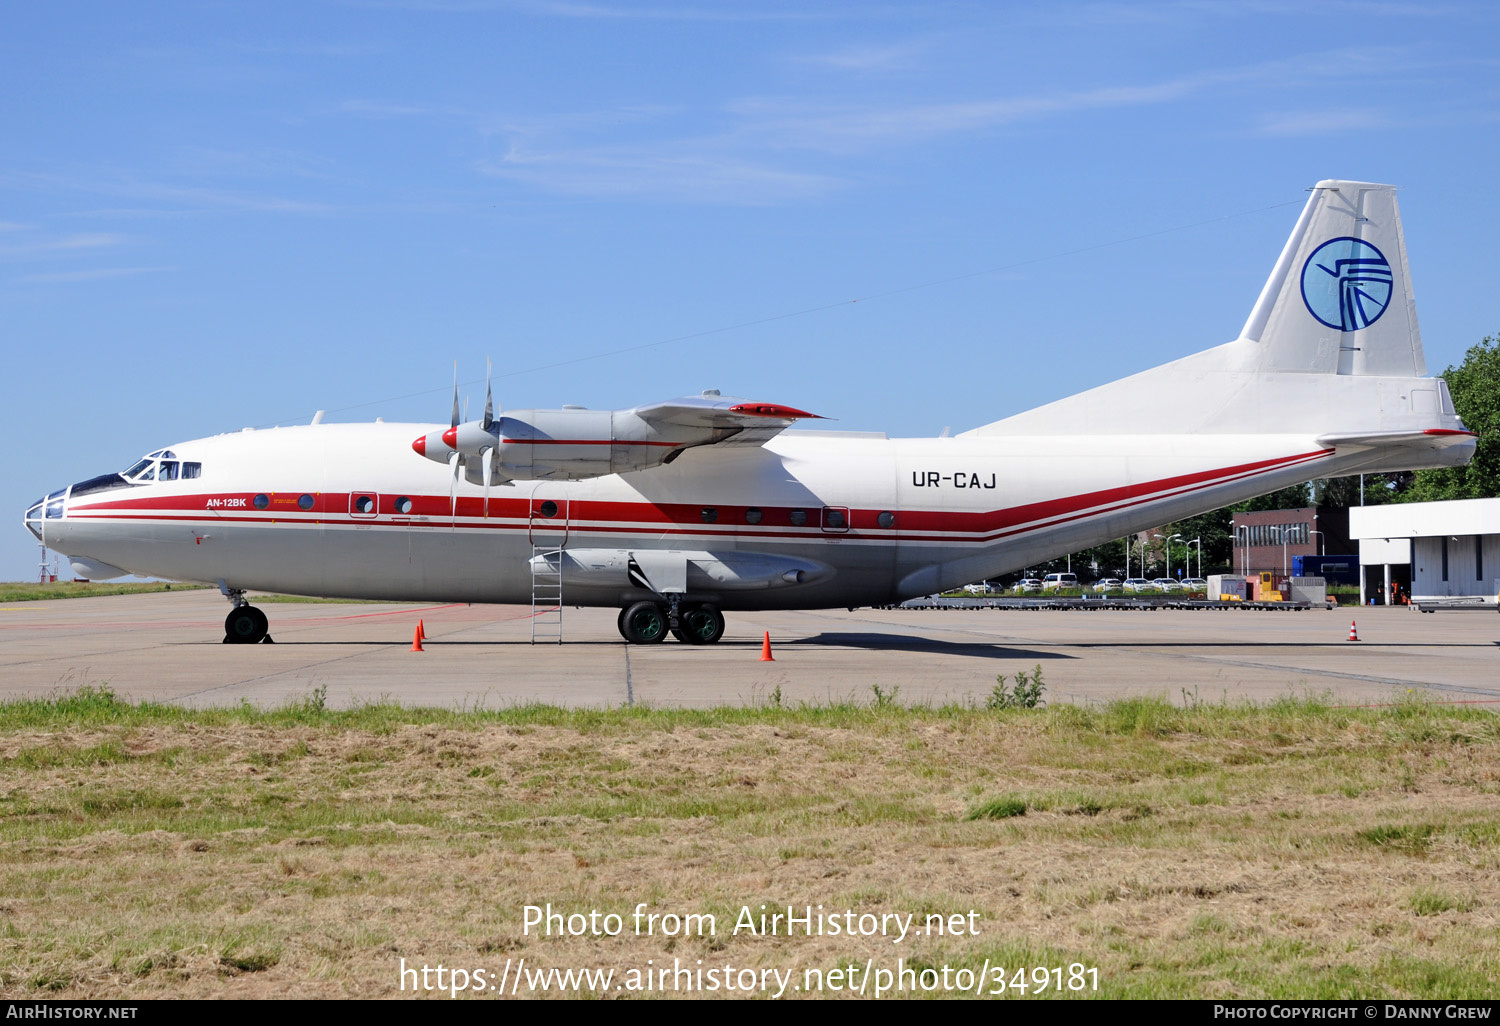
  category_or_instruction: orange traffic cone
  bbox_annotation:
[411,625,425,652]
[1348,620,1359,642]
[418,619,427,640]
[759,631,775,662]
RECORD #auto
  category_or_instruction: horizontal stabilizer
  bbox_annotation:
[1316,428,1475,450]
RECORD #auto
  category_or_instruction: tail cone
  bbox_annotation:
[759,631,775,662]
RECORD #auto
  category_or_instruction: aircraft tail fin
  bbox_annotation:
[965,180,1442,439]
[1239,179,1425,376]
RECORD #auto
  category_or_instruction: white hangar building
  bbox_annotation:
[1349,497,1500,607]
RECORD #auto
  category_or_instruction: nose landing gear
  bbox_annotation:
[220,583,273,644]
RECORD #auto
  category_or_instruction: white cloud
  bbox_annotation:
[16,266,172,284]
[346,0,829,20]
[1254,108,1389,136]
[481,143,842,203]
[795,40,929,72]
[472,47,1404,202]
[46,233,127,250]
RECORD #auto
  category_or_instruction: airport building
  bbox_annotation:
[1349,498,1500,607]
[1230,507,1353,579]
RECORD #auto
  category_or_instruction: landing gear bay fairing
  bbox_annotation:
[25,182,1474,644]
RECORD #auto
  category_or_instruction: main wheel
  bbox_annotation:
[224,605,269,644]
[619,601,668,644]
[675,604,725,644]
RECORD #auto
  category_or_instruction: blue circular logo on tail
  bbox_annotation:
[1301,237,1393,331]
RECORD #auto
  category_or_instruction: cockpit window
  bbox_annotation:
[116,451,199,485]
[123,458,154,480]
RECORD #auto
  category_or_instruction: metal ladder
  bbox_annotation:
[530,545,563,644]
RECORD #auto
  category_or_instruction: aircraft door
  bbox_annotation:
[528,485,570,548]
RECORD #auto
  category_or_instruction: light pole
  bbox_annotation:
[1309,529,1325,557]
[1268,526,1288,576]
[1186,537,1202,578]
[1235,524,1250,577]
[1168,533,1183,579]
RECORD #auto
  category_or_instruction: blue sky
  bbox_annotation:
[4,1,1498,580]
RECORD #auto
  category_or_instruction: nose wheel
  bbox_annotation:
[224,605,272,644]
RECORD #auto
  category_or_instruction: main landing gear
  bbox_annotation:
[616,599,725,645]
[220,585,274,644]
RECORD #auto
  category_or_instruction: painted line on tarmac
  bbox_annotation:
[1176,654,1500,699]
[804,610,1500,700]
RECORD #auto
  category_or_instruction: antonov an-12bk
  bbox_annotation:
[25,181,1475,644]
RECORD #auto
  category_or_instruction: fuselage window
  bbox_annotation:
[123,458,154,480]
[538,500,558,519]
[253,494,270,510]
[701,507,718,523]
[355,495,374,514]
[395,496,413,514]
[878,511,895,528]
[824,509,846,529]
[298,494,315,511]
[181,462,202,479]
[744,508,763,525]
[158,461,179,481]
[789,509,807,527]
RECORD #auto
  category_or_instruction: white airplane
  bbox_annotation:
[25,180,1474,645]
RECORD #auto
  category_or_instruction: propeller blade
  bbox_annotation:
[481,446,494,517]
[450,362,460,430]
[448,450,461,526]
[482,358,494,431]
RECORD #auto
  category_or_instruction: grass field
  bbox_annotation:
[0,685,1496,999]
[0,581,208,602]
[0,582,387,604]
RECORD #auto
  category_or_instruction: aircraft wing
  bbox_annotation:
[631,394,823,450]
[416,391,825,483]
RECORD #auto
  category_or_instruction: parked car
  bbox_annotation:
[1151,578,1183,592]
[1122,578,1159,593]
[964,582,999,595]
[1093,578,1123,591]
[1015,578,1043,593]
[1041,572,1079,590]
[1179,577,1208,591]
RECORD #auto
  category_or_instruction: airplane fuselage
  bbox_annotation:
[23,182,1478,643]
[32,418,1426,611]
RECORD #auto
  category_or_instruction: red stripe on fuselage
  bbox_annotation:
[508,438,680,446]
[65,448,1332,543]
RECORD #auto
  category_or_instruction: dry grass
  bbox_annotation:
[0,581,206,602]
[0,688,1497,998]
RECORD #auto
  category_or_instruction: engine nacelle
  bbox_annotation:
[412,391,818,482]
[415,408,741,481]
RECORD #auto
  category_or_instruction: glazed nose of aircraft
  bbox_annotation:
[23,489,66,540]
